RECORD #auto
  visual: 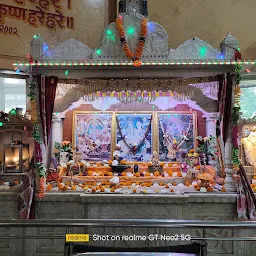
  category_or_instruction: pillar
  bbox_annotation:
[224,85,237,192]
[203,113,218,137]
[224,135,237,192]
[51,113,64,151]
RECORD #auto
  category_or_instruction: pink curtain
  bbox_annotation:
[38,75,58,145]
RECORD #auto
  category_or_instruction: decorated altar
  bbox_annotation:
[12,1,245,199]
[0,1,255,256]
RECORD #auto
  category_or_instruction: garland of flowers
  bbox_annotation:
[116,116,152,154]
[232,64,242,166]
[116,16,147,67]
[28,81,46,198]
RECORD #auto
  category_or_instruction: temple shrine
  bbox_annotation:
[0,0,255,255]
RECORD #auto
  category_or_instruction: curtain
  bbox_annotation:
[222,73,233,144]
[18,158,36,219]
[218,73,233,144]
[38,75,58,145]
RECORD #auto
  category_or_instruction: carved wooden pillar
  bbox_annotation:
[108,0,117,23]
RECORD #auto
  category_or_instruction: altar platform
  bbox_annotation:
[1,191,256,256]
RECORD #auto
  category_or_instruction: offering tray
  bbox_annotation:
[110,165,131,173]
[86,166,112,171]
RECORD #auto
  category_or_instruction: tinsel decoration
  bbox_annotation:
[28,81,46,198]
[232,65,242,166]
[28,81,36,101]
[232,148,240,165]
[33,124,41,143]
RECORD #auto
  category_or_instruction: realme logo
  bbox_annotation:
[66,234,89,242]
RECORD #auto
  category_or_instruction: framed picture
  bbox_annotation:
[115,112,153,162]
[157,112,197,162]
[73,112,113,161]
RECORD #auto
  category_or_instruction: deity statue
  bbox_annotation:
[166,139,178,160]
[152,151,160,166]
[113,145,122,161]
[118,0,148,17]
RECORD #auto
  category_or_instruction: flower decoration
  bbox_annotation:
[116,16,147,66]
[54,140,73,160]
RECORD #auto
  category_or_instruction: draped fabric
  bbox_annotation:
[18,158,35,219]
[218,73,233,144]
[38,75,58,145]
[58,76,218,97]
[222,73,233,144]
[236,165,256,220]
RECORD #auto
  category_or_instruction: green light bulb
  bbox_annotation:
[127,27,135,35]
[200,46,207,57]
[96,49,102,55]
[0,122,3,127]
[106,29,112,35]
[65,70,69,76]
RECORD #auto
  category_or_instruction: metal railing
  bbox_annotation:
[0,219,256,255]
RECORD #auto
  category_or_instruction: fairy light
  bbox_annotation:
[96,49,102,55]
[12,60,256,67]
[0,122,3,127]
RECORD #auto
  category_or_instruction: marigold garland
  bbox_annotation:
[116,16,147,66]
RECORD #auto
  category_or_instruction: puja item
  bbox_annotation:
[73,151,82,164]
[197,172,213,188]
[149,151,162,173]
[60,152,69,164]
[16,108,23,116]
[113,145,121,161]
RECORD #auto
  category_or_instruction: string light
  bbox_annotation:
[0,122,3,127]
[13,60,256,67]
[65,70,69,76]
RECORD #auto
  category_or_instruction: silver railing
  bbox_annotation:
[0,219,256,255]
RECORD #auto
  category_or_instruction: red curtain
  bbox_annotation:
[38,75,58,145]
